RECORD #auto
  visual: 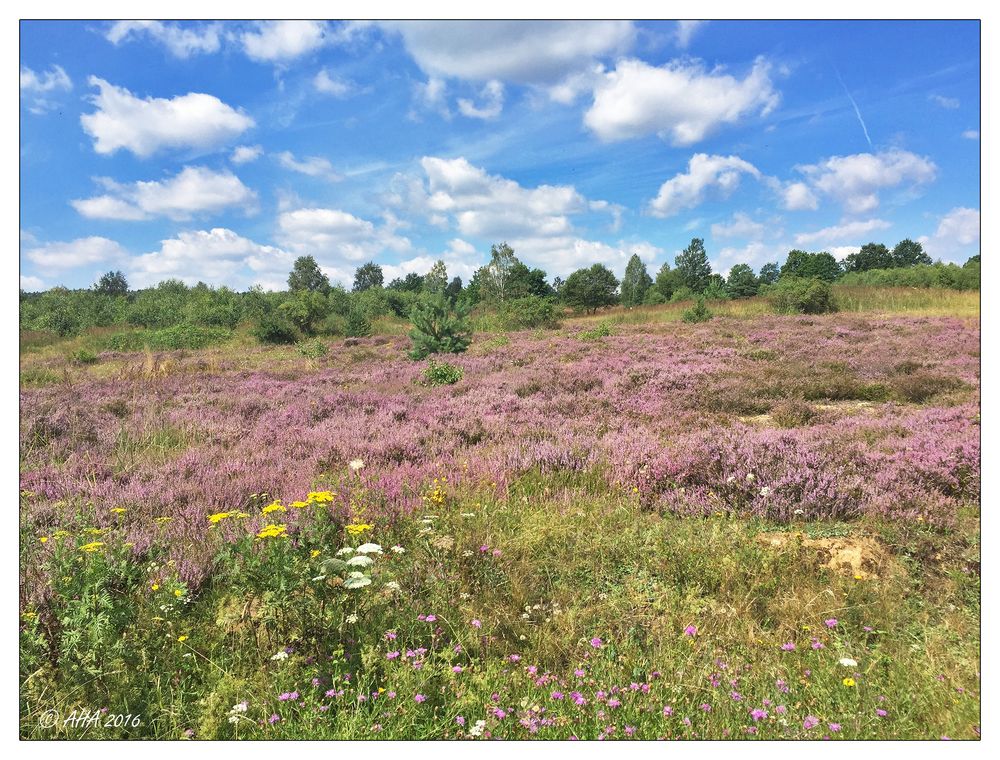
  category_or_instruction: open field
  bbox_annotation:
[19,294,980,740]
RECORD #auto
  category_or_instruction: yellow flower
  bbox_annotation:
[110,507,127,514]
[39,536,49,544]
[256,523,288,540]
[262,501,286,515]
[208,511,231,524]
[233,512,250,519]
[843,677,856,687]
[177,635,188,642]
[52,530,71,539]
[22,611,37,620]
[854,573,863,580]
[155,516,172,524]
[346,523,374,536]
[311,549,321,558]
[79,541,105,553]
[802,625,811,631]
[151,583,160,591]
[174,589,184,598]
[290,501,309,509]
[307,491,334,504]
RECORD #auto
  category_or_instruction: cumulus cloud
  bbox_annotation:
[918,207,980,261]
[794,218,892,247]
[106,21,221,58]
[384,21,633,86]
[779,181,820,211]
[80,77,254,157]
[794,149,937,215]
[128,228,294,288]
[713,241,789,273]
[584,57,779,144]
[20,64,71,113]
[20,275,45,291]
[23,236,127,270]
[240,20,330,62]
[711,212,766,240]
[275,151,341,181]
[277,207,411,263]
[647,154,761,218]
[675,20,706,48]
[71,166,256,221]
[314,69,354,97]
[231,144,263,164]
[381,242,484,285]
[506,236,662,278]
[457,80,504,120]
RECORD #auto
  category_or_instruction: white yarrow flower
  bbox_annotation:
[356,542,383,554]
[271,651,289,661]
[390,545,405,554]
[759,486,771,497]
[838,657,858,667]
[346,555,373,567]
[349,459,365,472]
[346,613,359,624]
[336,547,355,556]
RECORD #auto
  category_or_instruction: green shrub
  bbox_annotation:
[577,320,614,340]
[766,277,838,315]
[279,290,330,336]
[702,281,729,301]
[681,297,713,323]
[345,309,373,338]
[642,289,666,306]
[71,348,98,365]
[890,371,964,403]
[105,325,233,351]
[252,314,299,345]
[295,339,329,361]
[771,399,818,428]
[495,296,561,331]
[669,286,695,303]
[407,295,472,360]
[421,359,464,386]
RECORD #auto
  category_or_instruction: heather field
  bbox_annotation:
[19,295,980,740]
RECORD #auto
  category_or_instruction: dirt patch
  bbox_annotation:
[756,532,892,579]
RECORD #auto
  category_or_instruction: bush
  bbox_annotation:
[421,359,464,386]
[577,320,614,340]
[771,399,818,428]
[669,286,695,303]
[766,277,838,315]
[681,297,713,323]
[252,314,299,345]
[408,295,472,360]
[105,325,233,351]
[295,339,329,361]
[345,310,373,338]
[495,295,561,331]
[702,281,729,301]
[890,371,964,403]
[71,348,99,365]
[642,289,666,306]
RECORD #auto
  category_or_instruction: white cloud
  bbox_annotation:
[71,166,256,221]
[507,236,662,278]
[713,241,789,273]
[411,77,451,119]
[384,21,633,86]
[828,245,861,261]
[240,20,330,62]
[314,69,353,97]
[277,207,411,263]
[276,151,341,181]
[381,243,483,285]
[106,21,221,58]
[457,80,504,120]
[20,64,72,113]
[20,275,45,291]
[676,20,706,48]
[23,236,127,270]
[80,77,254,157]
[795,149,937,215]
[584,57,779,144]
[794,218,892,247]
[962,129,980,140]
[129,228,292,288]
[647,154,761,218]
[711,212,766,240]
[779,181,820,211]
[929,94,959,109]
[916,207,980,261]
[231,144,263,164]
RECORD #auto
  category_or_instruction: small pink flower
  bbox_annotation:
[876,709,888,718]
[684,625,698,637]
[662,705,673,717]
[414,694,426,703]
[452,666,463,673]
[425,614,437,623]
[781,642,796,651]
[386,651,400,660]
[803,715,820,730]
[825,618,838,628]
[590,637,603,648]
[471,619,482,629]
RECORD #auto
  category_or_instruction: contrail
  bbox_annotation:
[833,65,873,150]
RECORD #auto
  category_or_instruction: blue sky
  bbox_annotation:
[19,19,981,291]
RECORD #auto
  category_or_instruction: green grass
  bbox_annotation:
[20,478,979,740]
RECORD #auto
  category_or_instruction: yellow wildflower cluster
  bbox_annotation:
[110,507,127,515]
[52,530,71,540]
[79,541,105,553]
[423,477,447,506]
[306,491,334,504]
[208,510,251,525]
[262,500,287,515]
[256,523,288,540]
[346,523,374,537]
[155,516,173,524]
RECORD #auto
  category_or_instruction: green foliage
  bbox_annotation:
[295,338,329,361]
[288,255,331,294]
[279,290,331,336]
[561,264,619,313]
[726,263,759,298]
[844,242,893,272]
[106,325,233,351]
[423,260,449,294]
[780,250,843,282]
[838,262,980,290]
[681,297,713,323]
[477,242,520,305]
[94,270,129,296]
[654,262,682,300]
[577,319,614,340]
[758,262,780,285]
[352,261,384,292]
[421,359,464,386]
[444,276,464,303]
[126,281,190,328]
[620,254,653,307]
[252,313,299,345]
[387,272,424,292]
[72,348,99,364]
[407,294,472,360]
[642,288,666,305]
[702,278,730,301]
[766,276,838,314]
[183,285,243,329]
[345,309,373,338]
[669,286,695,303]
[891,238,932,268]
[675,238,712,292]
[494,296,561,331]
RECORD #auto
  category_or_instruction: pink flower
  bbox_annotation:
[492,549,502,557]
[825,618,838,628]
[385,631,397,640]
[414,694,426,703]
[425,614,437,623]
[781,642,796,651]
[386,651,400,660]
[452,666,463,673]
[751,708,768,721]
[684,625,698,637]
[574,668,586,677]
[803,715,820,730]
[551,691,564,700]
[829,723,841,732]
[471,619,482,629]
[662,706,673,717]
[455,716,465,726]
[876,709,888,718]
[590,637,603,648]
